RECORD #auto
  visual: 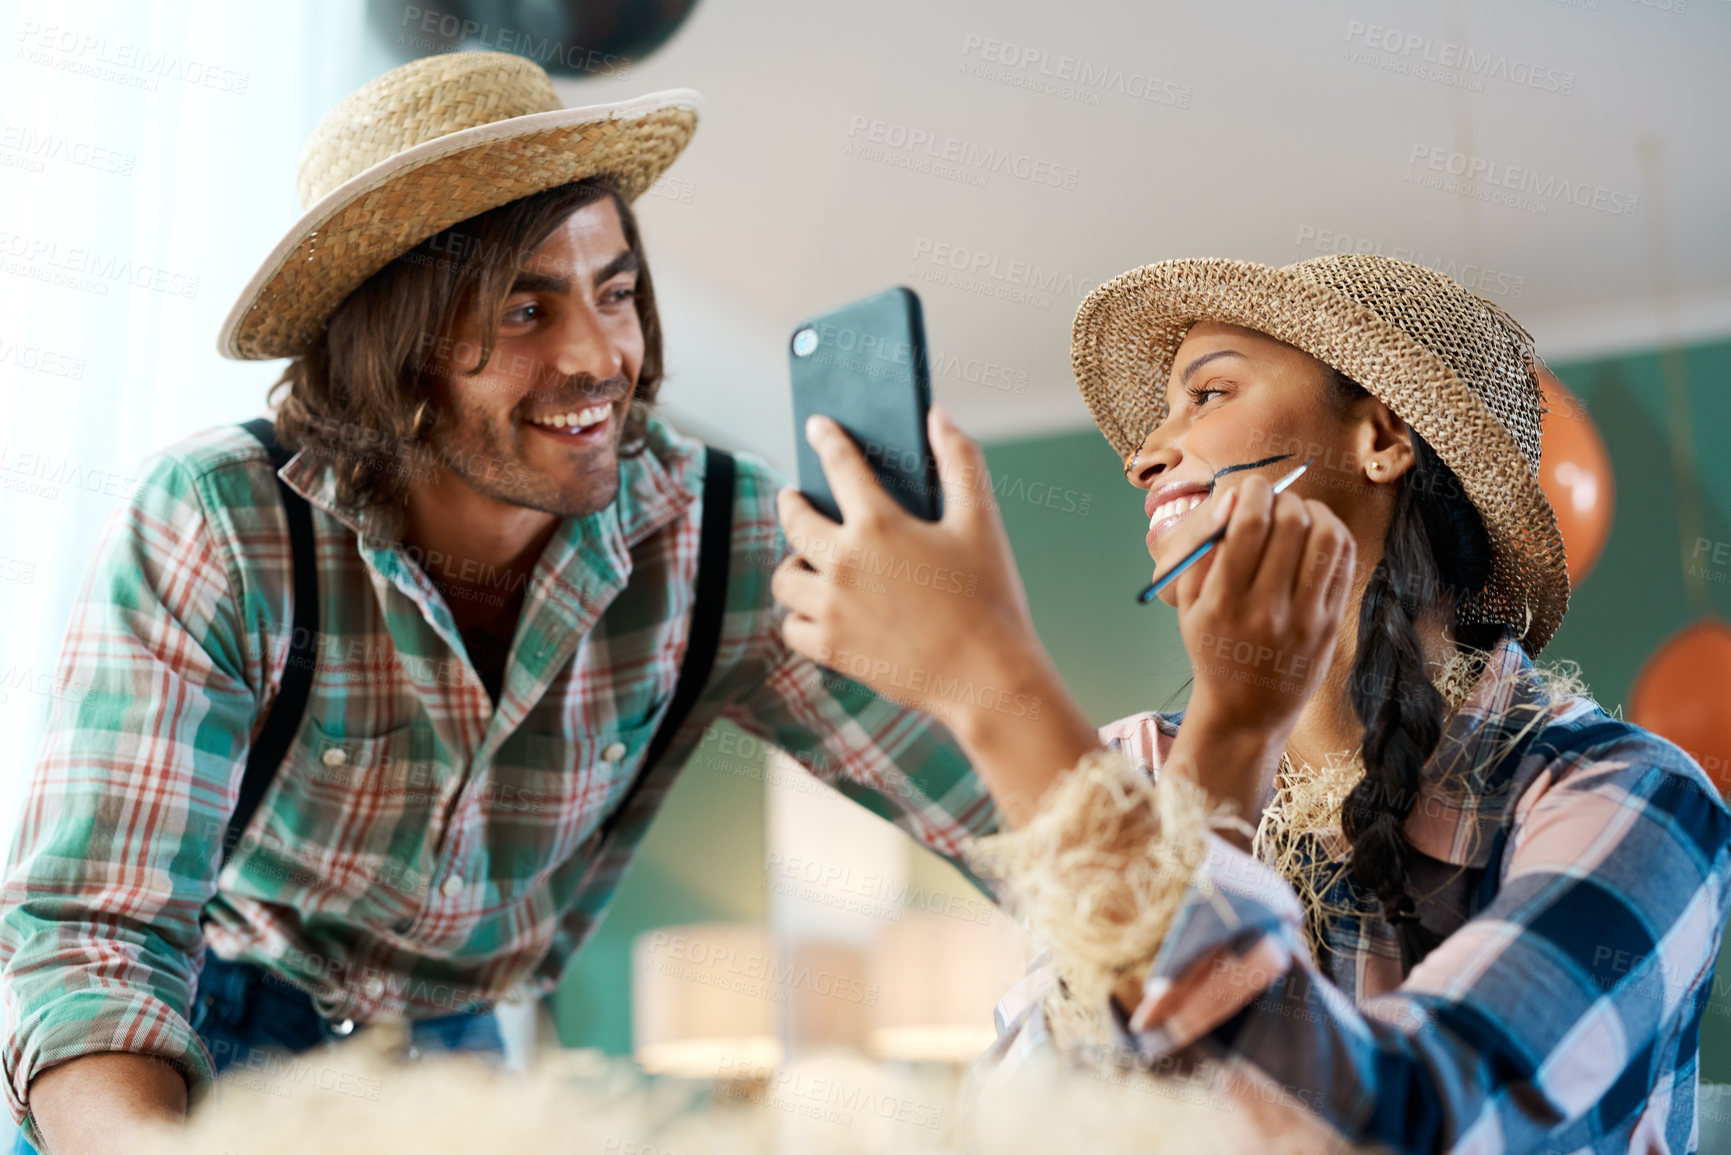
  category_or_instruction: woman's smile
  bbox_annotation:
[1147,491,1205,536]
[1143,482,1212,553]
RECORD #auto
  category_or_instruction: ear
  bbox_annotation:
[1357,398,1416,485]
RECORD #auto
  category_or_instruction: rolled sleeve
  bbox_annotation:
[969,746,1255,1051]
[1122,832,1307,1049]
[1,451,257,1141]
[7,977,215,1149]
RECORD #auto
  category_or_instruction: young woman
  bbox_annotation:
[771,254,1731,1154]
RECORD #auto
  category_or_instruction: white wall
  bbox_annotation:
[0,0,396,871]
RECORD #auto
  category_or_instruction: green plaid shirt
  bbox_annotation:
[0,416,1001,1136]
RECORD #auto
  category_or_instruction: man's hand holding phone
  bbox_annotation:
[774,406,1033,717]
[772,406,1101,825]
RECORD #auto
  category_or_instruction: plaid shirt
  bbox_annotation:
[0,416,1001,1140]
[986,632,1731,1154]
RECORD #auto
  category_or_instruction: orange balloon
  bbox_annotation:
[1537,368,1614,587]
[1630,617,1731,799]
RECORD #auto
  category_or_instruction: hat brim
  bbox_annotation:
[217,88,701,362]
[1071,257,1570,653]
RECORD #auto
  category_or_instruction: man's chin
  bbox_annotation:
[508,426,616,504]
[448,450,620,519]
[513,467,617,519]
[559,485,621,520]
[544,461,623,519]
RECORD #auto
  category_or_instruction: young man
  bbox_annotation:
[0,53,1000,1154]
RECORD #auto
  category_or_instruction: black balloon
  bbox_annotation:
[369,0,701,77]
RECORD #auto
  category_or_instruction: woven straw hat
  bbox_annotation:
[217,52,700,360]
[1071,254,1569,653]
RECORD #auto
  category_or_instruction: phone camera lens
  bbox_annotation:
[791,328,819,357]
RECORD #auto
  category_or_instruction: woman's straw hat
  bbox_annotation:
[1071,254,1570,653]
[217,51,700,361]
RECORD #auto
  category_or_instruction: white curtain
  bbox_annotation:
[0,0,393,853]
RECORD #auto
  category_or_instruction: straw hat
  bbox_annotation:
[217,51,701,361]
[1071,254,1569,653]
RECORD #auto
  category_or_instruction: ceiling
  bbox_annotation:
[532,0,1730,464]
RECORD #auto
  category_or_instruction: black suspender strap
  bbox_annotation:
[598,448,736,845]
[489,450,736,969]
[225,417,320,868]
[216,428,734,872]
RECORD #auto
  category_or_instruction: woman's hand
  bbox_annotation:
[773,407,1040,723]
[1163,473,1357,815]
[772,406,1099,824]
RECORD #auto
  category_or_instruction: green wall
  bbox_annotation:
[556,333,1731,1079]
[550,722,767,1052]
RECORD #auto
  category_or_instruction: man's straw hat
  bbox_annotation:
[217,51,700,361]
[1071,254,1570,653]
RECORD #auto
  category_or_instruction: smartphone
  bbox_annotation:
[788,286,940,523]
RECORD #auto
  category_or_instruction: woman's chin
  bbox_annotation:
[1146,541,1212,607]
[1144,556,1180,608]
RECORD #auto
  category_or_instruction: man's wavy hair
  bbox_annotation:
[266,175,663,511]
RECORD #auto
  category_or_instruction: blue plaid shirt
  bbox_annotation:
[986,631,1731,1153]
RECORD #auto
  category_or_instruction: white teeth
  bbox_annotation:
[529,404,611,430]
[1149,493,1204,530]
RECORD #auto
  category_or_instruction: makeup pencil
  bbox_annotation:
[1136,457,1315,604]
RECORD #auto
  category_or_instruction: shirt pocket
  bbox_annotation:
[490,713,665,886]
[245,713,441,924]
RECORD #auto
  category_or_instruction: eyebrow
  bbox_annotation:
[1177,348,1246,391]
[507,249,640,296]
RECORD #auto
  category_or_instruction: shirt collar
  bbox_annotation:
[1399,628,1559,868]
[1156,628,1561,870]
[277,443,401,544]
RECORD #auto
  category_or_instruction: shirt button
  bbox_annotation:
[601,742,627,763]
[441,875,463,898]
[363,976,384,998]
[321,747,348,768]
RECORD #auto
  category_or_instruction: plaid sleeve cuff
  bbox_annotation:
[7,987,216,1148]
[966,749,1254,1014]
[1119,832,1306,1051]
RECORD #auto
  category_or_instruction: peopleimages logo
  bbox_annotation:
[1406,144,1639,218]
[910,239,1096,299]
[0,125,135,175]
[1343,20,1576,94]
[1293,226,1526,298]
[845,116,1080,190]
[957,34,1193,109]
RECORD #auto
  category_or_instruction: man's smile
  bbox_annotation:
[520,400,619,449]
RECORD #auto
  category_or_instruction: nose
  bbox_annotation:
[1125,430,1180,492]
[550,300,623,384]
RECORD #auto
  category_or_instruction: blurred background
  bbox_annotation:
[1,0,1729,1120]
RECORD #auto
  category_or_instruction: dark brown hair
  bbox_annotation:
[1328,367,1503,975]
[266,175,663,511]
